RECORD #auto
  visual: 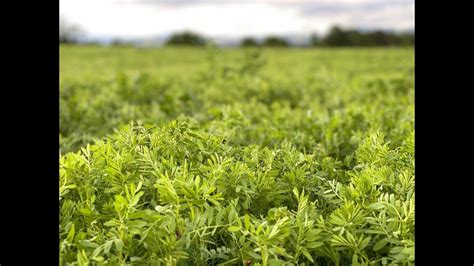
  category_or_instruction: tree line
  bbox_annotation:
[60,22,414,47]
[165,26,413,47]
[312,26,414,47]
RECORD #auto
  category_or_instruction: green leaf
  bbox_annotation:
[195,175,201,188]
[104,241,113,254]
[79,208,92,216]
[244,214,250,230]
[293,187,299,199]
[129,220,147,228]
[66,224,75,243]
[92,246,103,258]
[271,246,293,259]
[370,202,385,210]
[301,247,314,263]
[131,191,144,206]
[114,238,123,251]
[115,195,128,205]
[208,198,221,206]
[130,257,142,262]
[306,242,324,249]
[352,253,358,265]
[359,236,371,250]
[373,238,389,251]
[227,226,241,232]
[104,220,121,227]
[92,256,104,262]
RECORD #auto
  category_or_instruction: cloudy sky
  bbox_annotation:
[60,0,414,39]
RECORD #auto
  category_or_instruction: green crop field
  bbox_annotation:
[60,45,414,265]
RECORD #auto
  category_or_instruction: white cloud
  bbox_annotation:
[60,0,414,38]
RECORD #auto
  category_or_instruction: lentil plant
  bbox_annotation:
[60,46,414,265]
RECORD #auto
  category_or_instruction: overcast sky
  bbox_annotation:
[60,0,414,39]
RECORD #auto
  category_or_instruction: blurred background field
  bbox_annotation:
[60,46,413,154]
[61,46,413,83]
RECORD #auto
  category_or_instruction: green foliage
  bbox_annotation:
[262,36,289,47]
[165,31,208,46]
[322,25,414,47]
[60,46,414,265]
[241,37,259,47]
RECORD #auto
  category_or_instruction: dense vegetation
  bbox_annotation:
[315,26,414,47]
[165,32,208,46]
[60,46,414,265]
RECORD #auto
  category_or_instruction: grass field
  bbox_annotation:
[60,45,414,265]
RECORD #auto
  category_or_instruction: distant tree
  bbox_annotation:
[165,31,207,46]
[399,32,415,46]
[367,31,390,46]
[110,39,130,47]
[262,36,289,47]
[323,26,353,46]
[240,37,259,47]
[60,18,84,44]
[310,32,321,46]
[320,25,414,47]
[348,30,370,46]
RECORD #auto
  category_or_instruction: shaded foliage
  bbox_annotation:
[165,31,208,46]
[321,26,414,47]
[241,37,259,47]
[262,36,289,47]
